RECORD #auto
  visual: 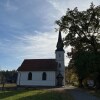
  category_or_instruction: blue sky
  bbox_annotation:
[0,0,99,70]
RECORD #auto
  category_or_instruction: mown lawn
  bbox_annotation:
[0,83,16,88]
[0,89,73,100]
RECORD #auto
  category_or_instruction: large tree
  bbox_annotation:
[56,3,100,53]
[56,3,100,87]
[74,51,100,87]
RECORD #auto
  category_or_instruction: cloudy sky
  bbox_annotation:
[0,0,99,70]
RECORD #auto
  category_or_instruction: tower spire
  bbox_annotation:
[56,30,64,51]
[55,30,65,86]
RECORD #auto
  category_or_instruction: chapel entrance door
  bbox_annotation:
[57,77,63,86]
[56,73,63,86]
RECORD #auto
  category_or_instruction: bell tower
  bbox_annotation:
[55,30,65,86]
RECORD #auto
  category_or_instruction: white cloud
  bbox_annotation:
[47,0,66,15]
[47,0,100,14]
[0,30,70,67]
[4,0,18,11]
[3,30,57,59]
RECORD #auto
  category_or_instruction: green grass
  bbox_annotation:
[0,83,16,88]
[0,89,73,100]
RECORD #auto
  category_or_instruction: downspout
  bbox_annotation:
[19,72,21,85]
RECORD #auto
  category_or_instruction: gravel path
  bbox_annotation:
[65,86,100,100]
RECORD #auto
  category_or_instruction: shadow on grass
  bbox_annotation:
[0,86,86,100]
[0,88,34,100]
[16,90,70,100]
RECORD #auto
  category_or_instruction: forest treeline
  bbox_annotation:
[0,70,17,83]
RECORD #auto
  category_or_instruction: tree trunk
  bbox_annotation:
[90,36,98,54]
[2,82,5,91]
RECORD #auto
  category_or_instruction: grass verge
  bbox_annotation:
[0,89,73,100]
[0,83,16,88]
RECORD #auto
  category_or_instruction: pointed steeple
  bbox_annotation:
[56,30,64,51]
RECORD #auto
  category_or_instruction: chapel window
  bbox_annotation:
[42,72,46,80]
[28,72,32,80]
[59,63,61,68]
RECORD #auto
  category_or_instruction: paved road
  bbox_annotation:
[65,86,100,100]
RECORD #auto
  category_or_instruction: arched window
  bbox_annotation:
[59,63,61,68]
[28,72,32,80]
[42,72,46,80]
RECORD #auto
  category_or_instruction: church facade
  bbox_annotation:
[17,31,65,87]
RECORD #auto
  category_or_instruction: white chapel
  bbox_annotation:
[17,31,65,87]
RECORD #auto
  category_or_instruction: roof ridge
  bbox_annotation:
[24,59,56,60]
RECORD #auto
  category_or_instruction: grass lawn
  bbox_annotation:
[0,83,16,88]
[0,89,73,100]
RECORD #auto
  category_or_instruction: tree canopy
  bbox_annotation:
[56,3,100,87]
[56,3,100,53]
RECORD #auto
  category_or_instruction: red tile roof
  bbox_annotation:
[17,59,57,71]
